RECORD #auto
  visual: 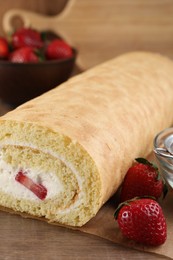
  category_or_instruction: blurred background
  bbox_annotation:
[2,0,173,69]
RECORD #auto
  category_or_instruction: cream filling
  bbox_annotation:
[0,154,63,201]
[0,142,85,213]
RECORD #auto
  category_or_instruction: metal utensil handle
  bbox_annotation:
[154,147,173,159]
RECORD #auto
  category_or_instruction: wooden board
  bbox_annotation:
[0,0,68,34]
[3,0,173,71]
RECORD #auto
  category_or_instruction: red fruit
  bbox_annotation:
[12,28,43,49]
[0,37,9,59]
[120,158,167,202]
[115,198,167,246]
[9,46,39,63]
[45,39,73,60]
[15,171,47,200]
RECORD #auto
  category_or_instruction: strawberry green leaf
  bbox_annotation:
[135,157,153,166]
[135,157,161,180]
[114,201,129,219]
[40,31,47,42]
[163,183,168,199]
[34,48,45,62]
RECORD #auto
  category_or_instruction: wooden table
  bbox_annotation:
[0,211,168,260]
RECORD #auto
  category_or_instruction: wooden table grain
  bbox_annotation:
[0,211,168,260]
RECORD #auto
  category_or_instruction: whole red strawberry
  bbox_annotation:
[45,39,73,60]
[9,46,39,63]
[12,28,43,49]
[120,158,167,202]
[115,198,167,246]
[0,37,9,59]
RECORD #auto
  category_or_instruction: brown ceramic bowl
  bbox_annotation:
[0,48,77,107]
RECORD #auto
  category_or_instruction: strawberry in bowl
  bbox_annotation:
[9,46,39,63]
[11,27,43,49]
[0,27,77,106]
[0,37,9,59]
[45,39,73,60]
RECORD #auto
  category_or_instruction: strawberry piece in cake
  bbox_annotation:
[15,171,47,200]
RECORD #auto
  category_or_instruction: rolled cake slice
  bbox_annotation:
[0,52,173,227]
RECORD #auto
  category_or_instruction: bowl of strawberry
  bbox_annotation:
[0,28,77,106]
